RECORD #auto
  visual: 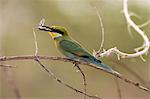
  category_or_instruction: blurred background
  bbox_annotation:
[0,0,150,99]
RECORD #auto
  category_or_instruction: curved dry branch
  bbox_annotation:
[34,57,98,99]
[0,55,149,92]
[94,6,105,52]
[74,63,87,99]
[93,0,150,59]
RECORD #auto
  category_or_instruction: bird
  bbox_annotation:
[38,20,119,74]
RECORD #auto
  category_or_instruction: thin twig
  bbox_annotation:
[113,67,122,99]
[92,0,150,59]
[94,6,123,98]
[115,77,122,99]
[0,55,149,92]
[33,28,38,56]
[94,6,105,53]
[129,12,142,20]
[127,24,134,38]
[34,58,101,99]
[0,64,15,68]
[1,63,21,99]
[94,7,122,98]
[109,58,149,89]
[138,20,150,28]
[74,62,87,99]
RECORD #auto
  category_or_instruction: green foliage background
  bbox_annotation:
[0,0,150,99]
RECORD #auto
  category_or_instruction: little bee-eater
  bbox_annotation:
[38,19,119,74]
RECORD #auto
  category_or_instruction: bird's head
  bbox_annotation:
[48,26,68,39]
[38,19,69,39]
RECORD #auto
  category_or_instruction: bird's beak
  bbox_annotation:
[38,19,61,39]
[38,19,53,32]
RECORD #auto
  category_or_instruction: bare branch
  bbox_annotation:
[0,55,149,92]
[93,0,150,60]
[138,20,150,28]
[94,6,105,53]
[34,57,101,99]
[74,62,87,99]
[1,63,21,99]
[127,24,134,38]
[109,58,149,89]
[0,64,15,68]
[129,12,142,20]
[33,28,38,56]
[113,66,122,99]
[115,77,122,99]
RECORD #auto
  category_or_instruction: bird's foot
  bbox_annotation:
[72,61,81,72]
[73,61,79,67]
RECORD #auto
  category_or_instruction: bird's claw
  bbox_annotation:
[73,61,79,67]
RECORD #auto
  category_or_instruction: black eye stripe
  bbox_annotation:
[51,28,64,35]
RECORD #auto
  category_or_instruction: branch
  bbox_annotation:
[115,77,122,99]
[94,6,105,52]
[138,20,150,28]
[114,67,122,99]
[0,55,149,92]
[93,6,122,98]
[93,0,150,59]
[0,64,15,68]
[108,58,149,89]
[34,57,100,99]
[1,63,21,99]
[33,28,38,56]
[74,63,87,99]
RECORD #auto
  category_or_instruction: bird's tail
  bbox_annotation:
[91,59,120,75]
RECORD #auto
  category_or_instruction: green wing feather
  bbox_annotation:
[59,39,91,57]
